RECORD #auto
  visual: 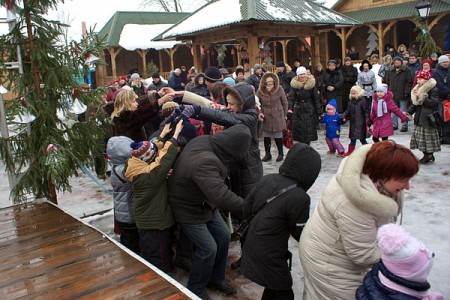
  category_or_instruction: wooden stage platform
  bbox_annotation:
[0,201,196,299]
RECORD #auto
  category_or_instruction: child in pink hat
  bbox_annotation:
[356,223,444,299]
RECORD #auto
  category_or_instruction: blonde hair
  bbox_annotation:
[110,89,138,120]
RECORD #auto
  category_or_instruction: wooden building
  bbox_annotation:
[0,201,196,299]
[154,0,360,72]
[97,11,191,85]
[329,0,450,63]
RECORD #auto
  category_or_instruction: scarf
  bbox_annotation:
[379,272,444,299]
[377,99,388,117]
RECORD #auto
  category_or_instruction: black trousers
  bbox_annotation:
[117,221,140,255]
[261,287,294,300]
[139,227,174,273]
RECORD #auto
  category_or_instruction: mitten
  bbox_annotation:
[165,107,185,124]
[180,105,201,119]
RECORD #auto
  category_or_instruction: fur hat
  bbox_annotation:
[359,59,373,71]
[375,84,388,94]
[204,66,223,82]
[378,223,434,283]
[130,140,157,163]
[438,55,449,64]
[276,61,285,68]
[296,66,307,75]
[130,73,140,81]
[416,70,431,81]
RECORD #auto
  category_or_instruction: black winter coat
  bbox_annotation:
[384,65,413,103]
[288,76,321,143]
[198,83,263,198]
[168,125,251,224]
[431,64,450,100]
[356,261,431,300]
[342,94,370,140]
[240,143,321,291]
[277,70,295,95]
[321,68,344,102]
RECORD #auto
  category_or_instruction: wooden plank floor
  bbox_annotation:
[0,201,193,299]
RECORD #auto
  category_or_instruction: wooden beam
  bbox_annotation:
[312,35,320,68]
[108,47,122,79]
[247,35,259,69]
[429,13,448,30]
[378,22,384,64]
[341,27,347,62]
[158,51,163,72]
[393,23,398,49]
[280,40,289,64]
[330,28,342,40]
[367,24,378,35]
[382,20,396,36]
[136,49,148,75]
[192,44,202,72]
[324,32,329,64]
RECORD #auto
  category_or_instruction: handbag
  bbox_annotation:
[236,184,297,242]
[283,120,294,149]
[426,111,442,129]
[443,100,450,123]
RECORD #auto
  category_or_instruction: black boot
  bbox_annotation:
[420,152,435,164]
[261,137,272,162]
[275,138,284,162]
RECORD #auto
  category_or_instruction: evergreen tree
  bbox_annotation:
[415,19,441,59]
[0,0,108,203]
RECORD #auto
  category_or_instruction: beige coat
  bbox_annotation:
[257,72,288,132]
[299,144,403,300]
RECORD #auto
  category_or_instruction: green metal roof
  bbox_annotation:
[157,0,360,41]
[343,0,450,24]
[98,11,190,47]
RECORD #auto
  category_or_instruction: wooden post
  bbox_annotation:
[109,47,122,79]
[192,44,202,72]
[280,40,289,64]
[137,49,148,75]
[247,35,259,68]
[311,35,321,67]
[393,23,398,49]
[341,27,347,63]
[324,32,330,64]
[158,51,163,72]
[378,22,384,64]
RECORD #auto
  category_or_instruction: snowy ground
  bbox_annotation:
[1,122,449,299]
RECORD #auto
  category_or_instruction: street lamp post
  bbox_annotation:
[415,0,432,22]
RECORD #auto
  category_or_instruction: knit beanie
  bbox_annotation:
[326,99,337,114]
[204,66,223,82]
[161,101,179,119]
[223,77,236,86]
[130,140,157,163]
[151,72,160,78]
[130,73,140,81]
[253,63,262,71]
[421,59,433,67]
[276,61,285,68]
[438,55,449,64]
[416,70,431,81]
[375,84,388,94]
[394,56,404,62]
[296,66,307,75]
[377,223,434,283]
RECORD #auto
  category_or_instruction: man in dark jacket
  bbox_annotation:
[276,61,295,95]
[432,55,450,144]
[407,54,422,78]
[147,72,168,92]
[168,68,184,91]
[341,57,358,112]
[322,59,344,113]
[247,63,264,91]
[168,125,251,300]
[384,56,413,131]
[240,143,321,300]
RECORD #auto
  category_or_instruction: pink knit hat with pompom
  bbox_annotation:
[377,224,434,283]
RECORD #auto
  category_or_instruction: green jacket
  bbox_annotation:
[124,137,178,230]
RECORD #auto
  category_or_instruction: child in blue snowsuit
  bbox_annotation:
[319,99,345,157]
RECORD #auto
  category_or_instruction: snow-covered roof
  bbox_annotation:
[119,24,181,50]
[160,0,360,40]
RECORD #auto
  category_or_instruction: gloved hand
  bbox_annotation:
[180,105,201,119]
[165,106,185,124]
[287,111,293,120]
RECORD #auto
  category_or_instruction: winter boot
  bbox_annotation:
[420,152,435,164]
[344,145,355,157]
[261,137,272,162]
[275,138,284,162]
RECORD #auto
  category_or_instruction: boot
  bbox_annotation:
[275,138,284,162]
[420,152,435,164]
[344,145,355,157]
[261,137,272,162]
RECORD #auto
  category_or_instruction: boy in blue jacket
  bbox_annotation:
[319,99,345,157]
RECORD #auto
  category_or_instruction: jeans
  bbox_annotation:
[392,99,408,129]
[180,210,231,298]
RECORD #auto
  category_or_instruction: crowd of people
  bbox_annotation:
[98,47,449,299]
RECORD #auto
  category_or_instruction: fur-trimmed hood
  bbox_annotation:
[411,78,437,106]
[290,75,316,90]
[194,72,207,86]
[223,82,256,112]
[382,54,392,65]
[336,144,403,218]
[258,72,280,95]
[350,85,365,100]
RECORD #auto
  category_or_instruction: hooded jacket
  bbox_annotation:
[168,125,251,224]
[107,136,135,224]
[124,137,179,230]
[288,75,321,143]
[300,144,404,300]
[194,83,263,197]
[370,91,408,138]
[185,73,210,98]
[342,86,370,140]
[319,99,343,139]
[241,143,321,291]
[256,72,288,132]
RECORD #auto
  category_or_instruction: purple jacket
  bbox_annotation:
[370,91,408,138]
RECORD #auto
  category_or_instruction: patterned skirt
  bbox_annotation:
[410,125,441,153]
[262,130,283,138]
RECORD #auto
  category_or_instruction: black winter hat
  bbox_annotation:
[359,59,373,71]
[151,72,160,78]
[276,61,285,68]
[204,66,223,83]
